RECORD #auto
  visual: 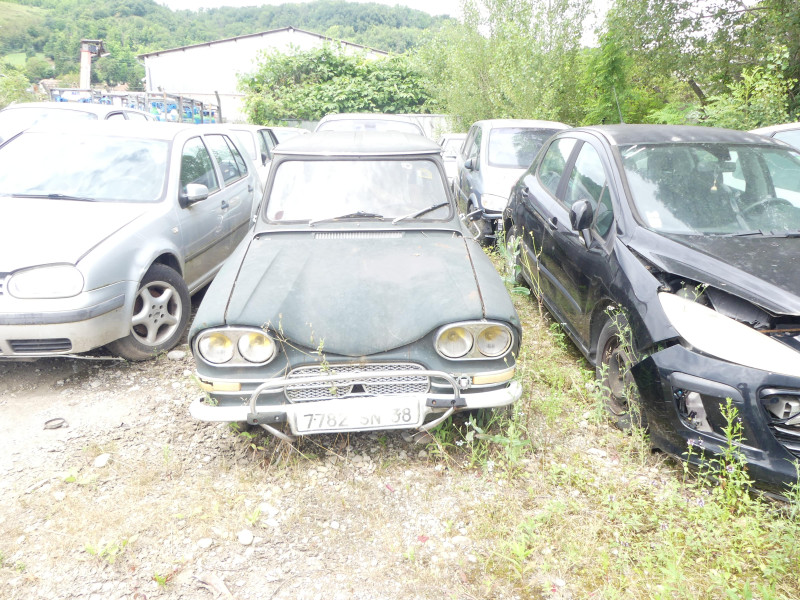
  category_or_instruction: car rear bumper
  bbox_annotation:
[632,344,800,496]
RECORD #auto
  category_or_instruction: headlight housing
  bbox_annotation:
[195,328,277,366]
[480,193,508,212]
[7,264,84,299]
[659,292,800,378]
[435,322,514,360]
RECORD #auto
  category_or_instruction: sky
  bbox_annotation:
[157,0,462,17]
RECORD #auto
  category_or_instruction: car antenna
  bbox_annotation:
[613,86,624,124]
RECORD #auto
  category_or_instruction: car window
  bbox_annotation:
[564,143,614,237]
[125,111,149,121]
[467,129,482,162]
[462,127,477,158]
[537,137,577,196]
[258,130,275,158]
[205,134,247,184]
[106,112,126,120]
[0,130,168,203]
[441,137,463,158]
[266,159,450,222]
[773,129,800,150]
[231,130,257,162]
[621,143,800,234]
[180,137,220,194]
[487,127,557,169]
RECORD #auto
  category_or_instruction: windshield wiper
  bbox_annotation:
[14,193,98,202]
[309,211,384,226]
[392,202,449,224]
[724,229,800,238]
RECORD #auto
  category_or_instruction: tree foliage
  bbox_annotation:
[0,65,34,107]
[240,45,436,124]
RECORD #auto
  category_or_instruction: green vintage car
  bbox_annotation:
[188,131,522,441]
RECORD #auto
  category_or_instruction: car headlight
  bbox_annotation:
[476,325,512,357]
[237,331,276,363]
[7,264,84,299]
[436,322,515,360]
[195,328,278,366]
[480,193,508,212]
[659,292,800,378]
[437,326,474,358]
[197,331,235,364]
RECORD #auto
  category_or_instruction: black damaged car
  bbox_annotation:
[503,124,800,495]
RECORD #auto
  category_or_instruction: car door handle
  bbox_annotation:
[521,186,530,197]
[548,216,558,230]
[220,200,229,210]
[248,184,254,193]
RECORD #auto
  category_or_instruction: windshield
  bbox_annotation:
[620,143,800,235]
[317,119,423,135]
[488,127,557,168]
[0,130,169,203]
[266,159,450,222]
[441,137,465,157]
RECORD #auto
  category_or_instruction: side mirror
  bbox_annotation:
[569,199,593,246]
[464,157,476,171]
[261,151,268,166]
[180,183,209,208]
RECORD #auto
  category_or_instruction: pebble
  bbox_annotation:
[418,450,427,459]
[167,350,187,361]
[451,536,471,546]
[198,538,213,549]
[52,491,66,502]
[238,529,254,546]
[93,453,111,468]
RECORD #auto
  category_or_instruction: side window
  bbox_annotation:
[125,111,148,121]
[537,137,577,197]
[564,144,615,238]
[205,134,247,185]
[461,127,477,159]
[260,130,276,156]
[180,137,220,194]
[256,131,271,162]
[106,112,125,121]
[468,129,482,162]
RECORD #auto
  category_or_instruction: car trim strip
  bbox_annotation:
[0,294,125,325]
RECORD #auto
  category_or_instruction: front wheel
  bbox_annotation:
[595,317,646,430]
[107,264,191,361]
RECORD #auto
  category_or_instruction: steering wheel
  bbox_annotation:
[741,196,793,215]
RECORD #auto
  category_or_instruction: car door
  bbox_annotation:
[176,135,228,289]
[457,125,482,213]
[203,132,256,242]
[516,136,577,317]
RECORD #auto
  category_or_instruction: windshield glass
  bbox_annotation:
[488,127,557,168]
[0,130,169,203]
[620,143,800,235]
[0,106,98,143]
[266,159,450,222]
[317,119,423,135]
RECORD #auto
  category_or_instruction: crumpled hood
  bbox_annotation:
[0,198,148,271]
[629,229,800,315]
[223,231,485,356]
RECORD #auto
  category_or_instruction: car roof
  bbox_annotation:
[18,120,231,142]
[474,119,570,130]
[573,124,780,146]
[750,122,800,136]
[217,123,272,132]
[274,131,442,157]
[2,101,150,117]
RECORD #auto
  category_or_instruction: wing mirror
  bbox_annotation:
[569,199,594,246]
[261,151,268,166]
[180,183,209,208]
[464,157,476,171]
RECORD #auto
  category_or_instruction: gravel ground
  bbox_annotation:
[0,348,535,600]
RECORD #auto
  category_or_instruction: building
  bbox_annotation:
[138,26,388,123]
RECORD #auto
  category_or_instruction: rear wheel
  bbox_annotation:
[596,317,646,430]
[107,264,190,361]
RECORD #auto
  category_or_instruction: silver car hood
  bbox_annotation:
[482,166,526,199]
[1,198,149,271]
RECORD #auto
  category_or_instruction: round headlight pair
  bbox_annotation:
[436,323,513,359]
[197,329,276,365]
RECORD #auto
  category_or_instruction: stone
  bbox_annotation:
[238,529,254,546]
[93,453,111,468]
[167,350,187,361]
[198,538,213,549]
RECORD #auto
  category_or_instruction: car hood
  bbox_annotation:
[629,229,800,315]
[0,198,149,271]
[482,166,526,199]
[221,231,489,356]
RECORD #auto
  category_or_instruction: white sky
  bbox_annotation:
[157,0,462,17]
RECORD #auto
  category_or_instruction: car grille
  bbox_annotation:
[285,362,429,402]
[761,387,800,458]
[9,339,72,353]
[314,232,404,240]
[0,273,6,296]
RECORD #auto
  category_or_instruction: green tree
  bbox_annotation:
[24,55,54,82]
[0,66,34,107]
[239,45,436,124]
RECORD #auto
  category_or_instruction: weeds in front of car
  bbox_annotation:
[85,536,136,565]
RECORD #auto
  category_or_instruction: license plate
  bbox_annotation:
[293,397,422,433]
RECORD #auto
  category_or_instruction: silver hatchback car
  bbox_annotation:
[0,121,260,360]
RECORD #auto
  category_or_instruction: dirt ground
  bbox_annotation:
[0,346,542,600]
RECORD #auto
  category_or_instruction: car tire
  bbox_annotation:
[505,225,525,285]
[595,317,647,431]
[107,264,191,361]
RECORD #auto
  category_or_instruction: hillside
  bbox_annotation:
[0,0,448,88]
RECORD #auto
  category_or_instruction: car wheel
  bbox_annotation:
[107,264,191,361]
[504,225,525,285]
[595,317,647,430]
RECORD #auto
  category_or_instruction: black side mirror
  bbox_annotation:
[464,157,476,171]
[569,199,594,246]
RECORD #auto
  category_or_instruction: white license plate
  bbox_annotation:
[293,397,422,433]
